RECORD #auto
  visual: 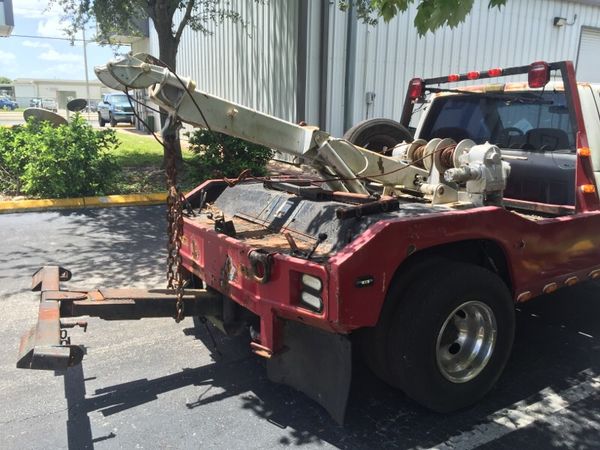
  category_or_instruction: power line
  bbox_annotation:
[9,34,87,43]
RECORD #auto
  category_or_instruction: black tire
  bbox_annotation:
[343,118,413,154]
[357,257,449,388]
[109,114,117,127]
[386,263,514,413]
[98,113,106,127]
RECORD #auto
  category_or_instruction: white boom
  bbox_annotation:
[95,53,429,195]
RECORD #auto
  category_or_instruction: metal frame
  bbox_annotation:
[17,266,222,370]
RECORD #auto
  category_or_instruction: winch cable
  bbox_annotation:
[312,142,455,186]
[125,88,164,147]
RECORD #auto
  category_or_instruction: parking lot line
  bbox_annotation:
[427,369,600,450]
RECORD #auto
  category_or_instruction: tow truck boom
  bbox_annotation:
[95,53,432,196]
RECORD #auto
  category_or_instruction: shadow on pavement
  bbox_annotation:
[62,280,600,449]
[0,206,167,290]
[10,205,596,447]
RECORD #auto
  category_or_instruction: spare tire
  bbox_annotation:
[343,118,413,154]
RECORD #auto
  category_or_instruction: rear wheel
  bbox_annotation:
[343,118,413,154]
[386,263,514,412]
[109,114,117,127]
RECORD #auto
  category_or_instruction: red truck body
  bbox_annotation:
[17,59,600,424]
[180,61,600,356]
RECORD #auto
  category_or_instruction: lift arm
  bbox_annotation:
[17,266,223,370]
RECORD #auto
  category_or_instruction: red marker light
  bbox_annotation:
[467,71,480,80]
[487,68,503,77]
[528,61,550,88]
[408,78,424,100]
[448,74,460,82]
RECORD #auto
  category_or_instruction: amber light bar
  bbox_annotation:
[423,62,550,87]
[401,61,559,126]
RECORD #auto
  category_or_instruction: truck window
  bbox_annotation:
[419,92,576,152]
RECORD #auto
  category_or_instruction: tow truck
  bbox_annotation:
[16,56,600,423]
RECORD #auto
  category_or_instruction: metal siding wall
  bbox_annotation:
[577,27,600,81]
[325,3,349,135]
[304,1,322,126]
[327,0,600,136]
[148,0,298,122]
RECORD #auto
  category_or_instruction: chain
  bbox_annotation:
[165,123,185,323]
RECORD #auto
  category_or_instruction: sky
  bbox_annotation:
[0,0,128,81]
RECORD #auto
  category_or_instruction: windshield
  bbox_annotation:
[110,94,129,104]
[418,91,575,152]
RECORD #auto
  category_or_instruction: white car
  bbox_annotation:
[41,98,57,112]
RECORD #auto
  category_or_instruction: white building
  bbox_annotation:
[139,0,600,138]
[12,79,111,109]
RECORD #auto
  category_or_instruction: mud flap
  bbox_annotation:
[266,320,352,424]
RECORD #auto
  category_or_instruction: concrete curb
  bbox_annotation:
[0,193,168,214]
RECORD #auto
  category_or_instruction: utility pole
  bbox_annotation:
[82,27,91,115]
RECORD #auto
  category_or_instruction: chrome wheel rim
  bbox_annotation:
[436,300,497,383]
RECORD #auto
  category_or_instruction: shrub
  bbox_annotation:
[0,116,120,198]
[186,129,273,181]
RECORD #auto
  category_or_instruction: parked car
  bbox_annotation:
[41,98,58,112]
[29,98,41,108]
[87,101,98,113]
[97,93,134,127]
[0,96,17,110]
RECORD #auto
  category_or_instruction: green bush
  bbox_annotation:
[0,116,120,198]
[186,129,273,181]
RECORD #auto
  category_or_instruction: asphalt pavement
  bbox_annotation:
[1,205,600,449]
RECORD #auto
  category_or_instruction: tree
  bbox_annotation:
[0,76,11,84]
[341,0,507,35]
[51,0,244,167]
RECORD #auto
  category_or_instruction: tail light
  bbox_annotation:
[466,71,480,80]
[487,68,503,77]
[528,61,550,88]
[448,74,460,82]
[299,274,323,312]
[408,78,424,100]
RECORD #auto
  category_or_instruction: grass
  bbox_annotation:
[112,130,165,166]
[111,130,195,166]
[110,130,200,194]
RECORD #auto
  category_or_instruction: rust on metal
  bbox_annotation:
[194,210,327,255]
[250,341,273,359]
[335,198,400,220]
[439,144,458,171]
[17,266,224,371]
[411,145,427,169]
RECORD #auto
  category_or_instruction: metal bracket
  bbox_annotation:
[17,266,223,371]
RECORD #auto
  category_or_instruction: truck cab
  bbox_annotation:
[97,92,134,127]
[413,82,600,206]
